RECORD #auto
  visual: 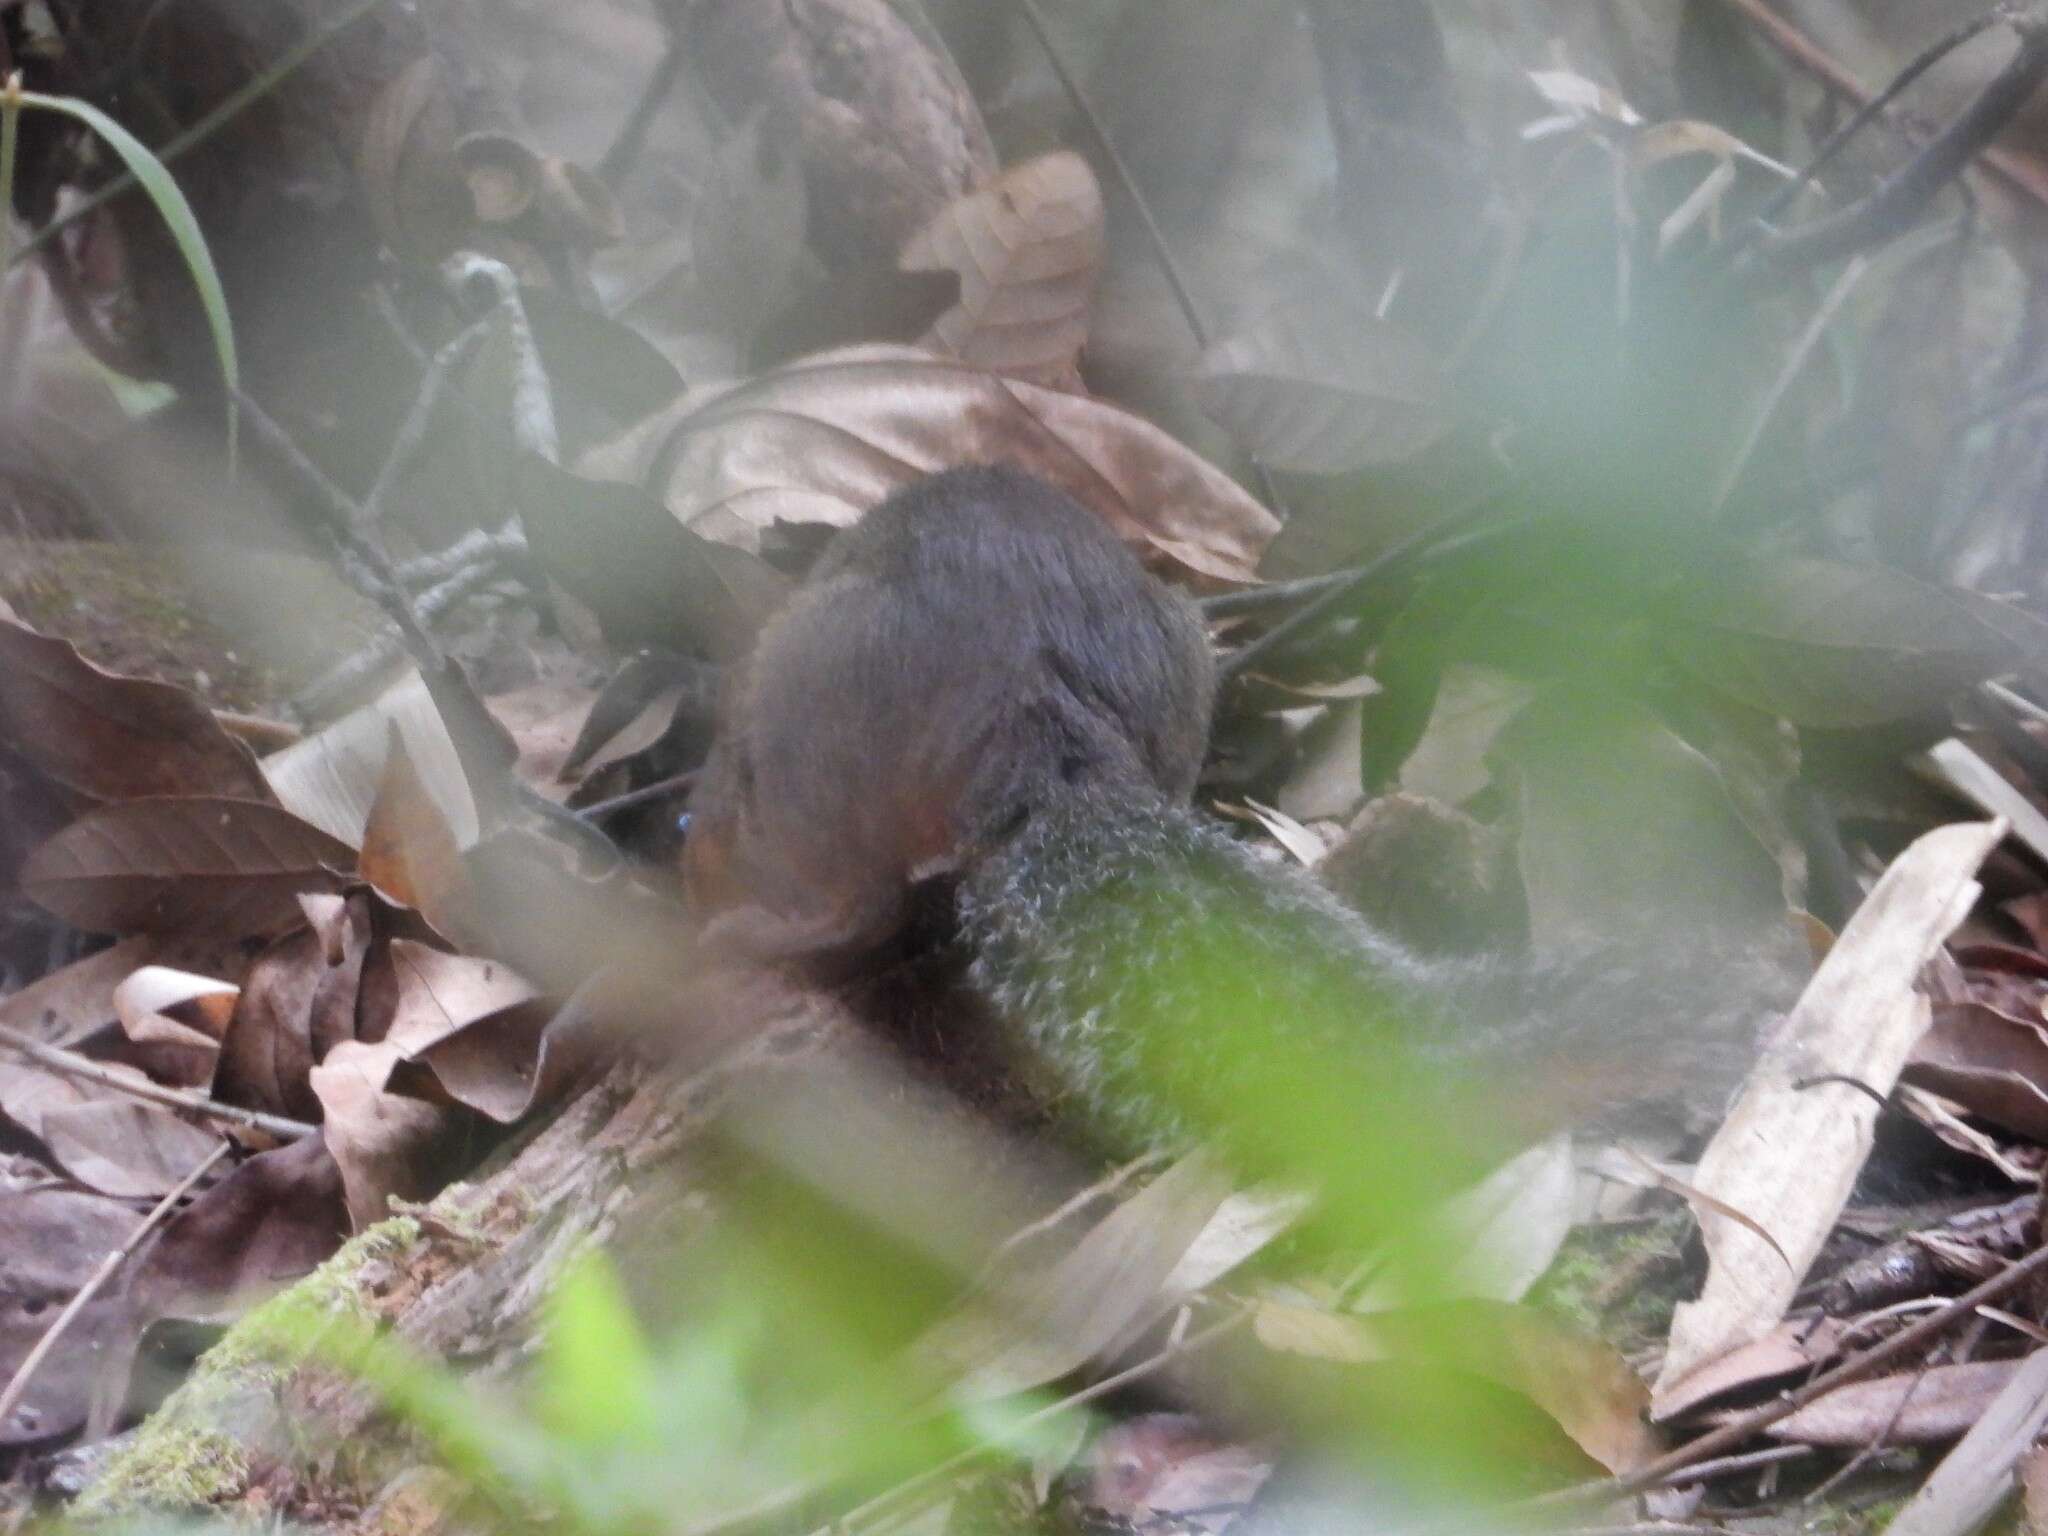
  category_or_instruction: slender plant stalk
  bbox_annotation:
[0,1138,232,1435]
[0,72,20,277]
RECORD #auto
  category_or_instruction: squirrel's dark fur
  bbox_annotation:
[686,466,1784,1166]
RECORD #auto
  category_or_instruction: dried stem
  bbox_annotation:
[0,1137,234,1435]
[0,1023,316,1142]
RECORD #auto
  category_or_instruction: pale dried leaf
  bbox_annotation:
[591,345,1279,583]
[1653,820,2005,1408]
[901,151,1104,390]
[262,671,479,851]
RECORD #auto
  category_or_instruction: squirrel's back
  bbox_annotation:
[685,465,1786,1167]
[684,465,1213,967]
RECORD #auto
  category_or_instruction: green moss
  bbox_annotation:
[77,1219,424,1518]
[1527,1207,1693,1352]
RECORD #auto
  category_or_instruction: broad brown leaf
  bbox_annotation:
[22,797,353,938]
[1665,557,2033,728]
[0,619,273,804]
[1196,301,1451,473]
[360,734,477,943]
[586,345,1280,583]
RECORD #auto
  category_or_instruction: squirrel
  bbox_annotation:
[682,465,1789,1173]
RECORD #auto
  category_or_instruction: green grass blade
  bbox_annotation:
[21,90,238,467]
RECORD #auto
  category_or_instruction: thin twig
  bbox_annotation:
[575,769,700,823]
[1215,491,1508,683]
[1009,0,1288,517]
[1738,5,2048,272]
[1638,1443,1812,1491]
[359,317,494,536]
[599,39,686,187]
[1744,4,2013,238]
[1511,1240,2048,1518]
[1710,252,1871,515]
[235,389,445,671]
[1705,0,2048,211]
[1803,1356,1932,1504]
[1201,566,1364,618]
[294,549,518,719]
[14,0,398,267]
[0,1023,316,1142]
[0,1137,233,1435]
[1012,0,1209,347]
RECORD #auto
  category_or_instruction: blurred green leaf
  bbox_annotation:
[20,90,238,465]
[537,1251,660,1449]
[1665,556,2025,727]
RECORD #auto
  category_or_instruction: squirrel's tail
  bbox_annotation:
[957,783,1788,1185]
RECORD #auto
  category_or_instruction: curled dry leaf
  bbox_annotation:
[900,151,1105,391]
[1651,1317,1846,1424]
[310,1039,462,1230]
[381,940,540,1059]
[360,733,477,944]
[216,893,371,1124]
[21,797,354,939]
[114,966,238,1054]
[1195,301,1451,474]
[0,937,155,1044]
[585,346,1280,583]
[0,618,273,804]
[262,670,480,851]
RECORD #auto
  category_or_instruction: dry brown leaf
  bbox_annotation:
[218,921,334,1124]
[1652,1318,1845,1424]
[900,151,1104,391]
[406,981,602,1124]
[22,797,354,939]
[1907,1002,2048,1142]
[0,618,274,804]
[930,1153,1235,1401]
[37,1100,223,1199]
[583,345,1280,584]
[310,1040,462,1230]
[1888,1349,2048,1536]
[1767,1360,2022,1448]
[262,671,480,851]
[131,1133,349,1327]
[0,1187,141,1446]
[1195,301,1451,474]
[0,938,155,1044]
[113,966,237,1055]
[486,678,601,798]
[381,940,539,1058]
[360,733,477,943]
